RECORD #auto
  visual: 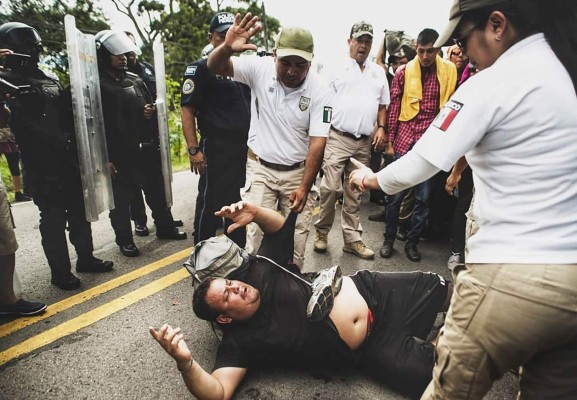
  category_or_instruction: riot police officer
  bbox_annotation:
[95,30,186,257]
[0,22,113,290]
[181,12,251,246]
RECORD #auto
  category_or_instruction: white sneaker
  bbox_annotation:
[447,252,465,271]
[307,266,343,322]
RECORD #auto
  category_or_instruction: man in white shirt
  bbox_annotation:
[207,13,333,268]
[314,21,389,259]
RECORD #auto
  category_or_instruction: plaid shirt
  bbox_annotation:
[386,64,440,156]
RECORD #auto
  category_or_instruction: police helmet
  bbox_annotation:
[0,22,42,58]
[95,30,140,56]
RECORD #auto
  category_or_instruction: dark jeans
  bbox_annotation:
[385,155,432,243]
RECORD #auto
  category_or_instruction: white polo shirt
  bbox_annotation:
[232,56,333,165]
[327,58,390,137]
[413,33,577,264]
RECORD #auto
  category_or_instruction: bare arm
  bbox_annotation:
[375,39,386,70]
[207,12,260,77]
[445,156,469,196]
[290,136,326,213]
[181,104,206,174]
[149,324,246,400]
[215,200,285,234]
[372,104,387,151]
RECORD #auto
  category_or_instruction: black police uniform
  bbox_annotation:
[99,70,176,245]
[181,57,250,246]
[1,67,94,279]
[127,59,156,228]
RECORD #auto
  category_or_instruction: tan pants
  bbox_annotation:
[314,129,371,244]
[421,263,577,400]
[241,158,317,268]
[0,183,18,256]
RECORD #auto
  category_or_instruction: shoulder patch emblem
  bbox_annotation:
[299,96,311,112]
[185,65,197,75]
[182,78,195,95]
[323,106,333,123]
[433,100,463,131]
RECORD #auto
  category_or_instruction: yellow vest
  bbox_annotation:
[399,56,457,122]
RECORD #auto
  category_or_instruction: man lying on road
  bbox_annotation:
[150,201,452,399]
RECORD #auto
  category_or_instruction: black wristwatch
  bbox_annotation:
[188,146,200,156]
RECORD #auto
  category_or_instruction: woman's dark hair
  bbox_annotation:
[462,0,577,93]
[192,277,220,322]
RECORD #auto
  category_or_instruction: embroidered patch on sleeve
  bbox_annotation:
[323,106,333,123]
[433,100,463,131]
[182,78,195,95]
[185,65,197,75]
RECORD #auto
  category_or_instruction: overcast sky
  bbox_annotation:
[101,0,454,65]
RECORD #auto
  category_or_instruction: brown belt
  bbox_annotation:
[247,148,305,172]
[331,126,368,141]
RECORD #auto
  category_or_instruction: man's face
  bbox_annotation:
[416,43,439,68]
[205,278,261,323]
[275,55,311,88]
[348,35,372,65]
[110,53,128,71]
[209,30,227,48]
[390,56,408,73]
[126,51,137,68]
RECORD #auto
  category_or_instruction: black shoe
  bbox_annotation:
[134,224,149,236]
[380,240,394,258]
[368,211,386,222]
[119,243,140,257]
[14,192,32,202]
[77,256,114,273]
[404,243,421,262]
[156,228,187,240]
[51,273,81,290]
[396,229,408,241]
[173,219,184,227]
[0,299,47,317]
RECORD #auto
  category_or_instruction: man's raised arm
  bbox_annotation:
[207,12,260,77]
[215,201,284,234]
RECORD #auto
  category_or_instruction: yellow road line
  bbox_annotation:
[0,248,192,339]
[0,268,189,367]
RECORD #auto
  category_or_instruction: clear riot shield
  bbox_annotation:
[64,15,114,221]
[153,40,173,207]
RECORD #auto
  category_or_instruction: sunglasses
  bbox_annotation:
[453,24,478,52]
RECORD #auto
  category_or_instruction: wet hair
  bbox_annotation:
[416,28,439,46]
[461,0,577,93]
[192,277,220,322]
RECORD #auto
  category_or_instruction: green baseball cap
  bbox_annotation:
[435,0,509,47]
[275,27,314,62]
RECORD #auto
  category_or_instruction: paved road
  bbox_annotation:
[0,171,518,399]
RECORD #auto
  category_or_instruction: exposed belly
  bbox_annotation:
[328,276,369,351]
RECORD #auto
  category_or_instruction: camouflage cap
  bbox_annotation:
[350,21,373,39]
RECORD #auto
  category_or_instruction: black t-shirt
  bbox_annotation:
[213,213,335,370]
[180,58,250,140]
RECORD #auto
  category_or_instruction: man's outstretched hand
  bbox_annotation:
[225,13,261,54]
[215,201,258,234]
[149,324,192,371]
